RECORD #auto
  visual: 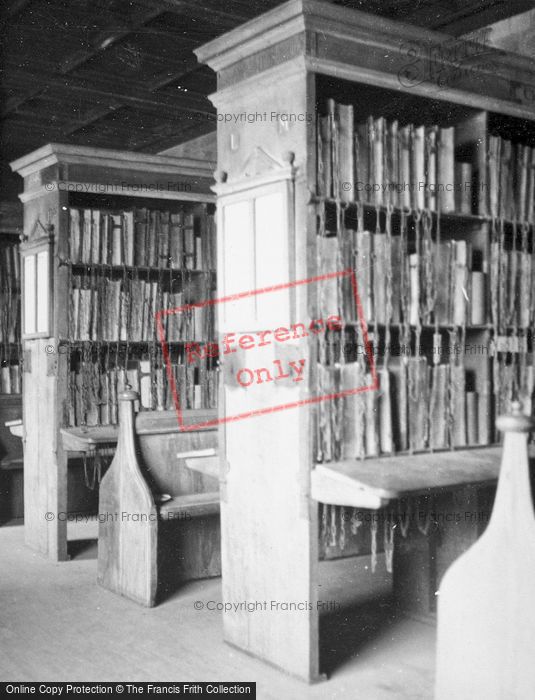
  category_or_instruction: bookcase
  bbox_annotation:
[10,144,216,560]
[0,202,23,521]
[197,0,535,680]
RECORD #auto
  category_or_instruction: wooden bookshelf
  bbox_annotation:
[197,0,535,680]
[10,144,217,561]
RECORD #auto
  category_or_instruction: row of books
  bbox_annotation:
[319,232,490,328]
[318,100,462,212]
[490,244,535,330]
[488,136,535,223]
[66,359,218,427]
[0,244,21,346]
[69,207,216,271]
[71,277,214,342]
[318,99,535,222]
[0,291,20,345]
[0,362,22,394]
[0,243,21,290]
[316,358,492,460]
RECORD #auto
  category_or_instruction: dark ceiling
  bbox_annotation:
[1,0,533,194]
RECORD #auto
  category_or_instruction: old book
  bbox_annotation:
[470,271,486,325]
[337,102,354,202]
[435,240,453,325]
[487,135,501,219]
[319,235,340,318]
[1,365,11,394]
[355,121,369,203]
[69,208,81,263]
[148,210,158,267]
[455,162,472,214]
[412,125,425,210]
[386,120,399,207]
[425,126,438,211]
[100,372,110,426]
[129,280,145,341]
[408,357,429,451]
[378,367,393,454]
[328,99,339,200]
[451,365,467,447]
[134,208,148,267]
[409,253,419,326]
[100,212,110,265]
[91,210,100,264]
[373,117,385,207]
[365,373,379,457]
[155,367,165,411]
[520,252,532,328]
[110,214,123,266]
[399,124,412,209]
[184,214,195,270]
[478,380,491,446]
[516,143,529,222]
[159,210,170,267]
[438,127,455,213]
[81,209,92,264]
[78,288,92,341]
[527,147,535,224]
[452,240,468,326]
[123,211,135,266]
[320,114,332,199]
[139,359,152,410]
[355,230,372,322]
[499,139,512,220]
[119,285,130,341]
[340,362,366,459]
[466,391,479,445]
[429,364,449,449]
[391,235,402,324]
[169,212,184,269]
[194,235,203,271]
[373,233,388,325]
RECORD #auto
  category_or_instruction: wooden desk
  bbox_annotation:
[311,446,507,510]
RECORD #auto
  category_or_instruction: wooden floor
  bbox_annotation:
[0,524,435,698]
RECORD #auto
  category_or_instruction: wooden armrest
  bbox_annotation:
[159,491,220,518]
[184,455,219,479]
[0,457,23,471]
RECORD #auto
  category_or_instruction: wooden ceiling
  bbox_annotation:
[1,0,533,168]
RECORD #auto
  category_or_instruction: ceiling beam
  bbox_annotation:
[1,63,214,119]
[59,6,165,74]
[0,0,33,19]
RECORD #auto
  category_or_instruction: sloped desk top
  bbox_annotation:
[311,446,535,510]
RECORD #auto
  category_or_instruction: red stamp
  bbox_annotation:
[155,270,377,431]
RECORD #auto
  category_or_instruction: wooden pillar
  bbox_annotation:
[197,42,320,683]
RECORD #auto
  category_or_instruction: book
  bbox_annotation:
[470,271,486,325]
[355,230,372,321]
[340,362,366,459]
[399,125,412,209]
[412,125,425,210]
[455,162,472,214]
[438,127,455,213]
[408,357,428,451]
[337,102,354,202]
[69,209,81,262]
[429,364,449,449]
[425,126,438,211]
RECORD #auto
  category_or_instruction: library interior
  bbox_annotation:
[1,1,535,697]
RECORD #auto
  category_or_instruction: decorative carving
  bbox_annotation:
[242,147,286,178]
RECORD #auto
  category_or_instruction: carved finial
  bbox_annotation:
[120,383,139,402]
[214,170,227,184]
[282,151,295,165]
[19,233,27,243]
[496,400,535,434]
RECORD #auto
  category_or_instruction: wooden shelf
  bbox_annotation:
[311,445,535,510]
[60,408,218,452]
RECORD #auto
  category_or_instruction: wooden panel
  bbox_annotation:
[97,390,158,607]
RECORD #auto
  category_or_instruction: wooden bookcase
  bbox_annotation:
[197,0,535,681]
[0,202,23,521]
[10,144,217,560]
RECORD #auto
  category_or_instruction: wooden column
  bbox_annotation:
[436,403,535,698]
[197,41,320,683]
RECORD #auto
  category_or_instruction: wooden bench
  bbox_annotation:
[95,388,220,606]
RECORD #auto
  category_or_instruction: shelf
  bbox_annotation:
[315,198,535,229]
[66,261,215,276]
[311,445,535,510]
[60,408,218,452]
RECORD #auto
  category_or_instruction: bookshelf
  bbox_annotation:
[10,144,217,560]
[0,202,23,521]
[197,0,535,680]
